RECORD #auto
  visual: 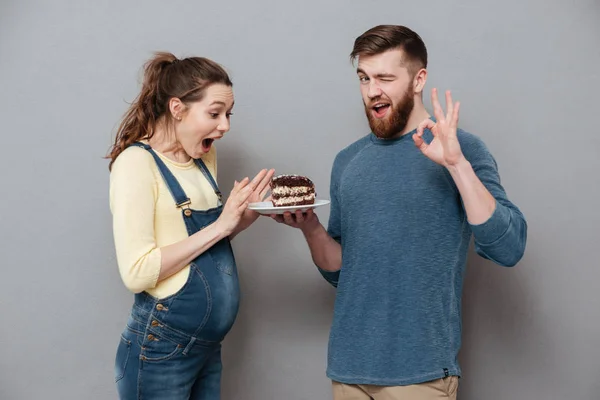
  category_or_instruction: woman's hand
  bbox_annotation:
[243,168,275,217]
[216,169,275,239]
[215,177,255,237]
[230,169,275,238]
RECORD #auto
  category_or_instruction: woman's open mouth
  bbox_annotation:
[201,138,214,152]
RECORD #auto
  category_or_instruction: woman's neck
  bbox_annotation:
[147,125,191,163]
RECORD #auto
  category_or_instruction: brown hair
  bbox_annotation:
[350,25,428,75]
[106,52,233,170]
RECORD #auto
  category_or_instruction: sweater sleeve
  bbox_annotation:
[320,154,343,287]
[109,148,162,293]
[460,133,528,267]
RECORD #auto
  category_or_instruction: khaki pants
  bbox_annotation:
[332,376,459,400]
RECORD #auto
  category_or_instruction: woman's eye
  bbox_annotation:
[210,113,219,118]
[226,113,233,118]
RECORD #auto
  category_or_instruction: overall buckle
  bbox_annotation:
[176,199,192,216]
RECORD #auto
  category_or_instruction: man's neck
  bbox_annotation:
[395,102,431,138]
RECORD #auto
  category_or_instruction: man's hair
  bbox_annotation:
[350,25,428,75]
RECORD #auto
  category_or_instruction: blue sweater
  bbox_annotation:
[319,124,527,386]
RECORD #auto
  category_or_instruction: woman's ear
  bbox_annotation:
[168,98,184,121]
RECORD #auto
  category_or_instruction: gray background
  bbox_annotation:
[1,0,598,399]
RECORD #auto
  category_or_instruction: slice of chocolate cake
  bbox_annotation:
[270,174,316,207]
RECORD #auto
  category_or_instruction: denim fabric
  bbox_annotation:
[114,143,239,399]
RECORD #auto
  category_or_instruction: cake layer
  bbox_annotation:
[272,193,316,207]
[271,174,314,188]
[270,174,316,207]
[272,186,315,196]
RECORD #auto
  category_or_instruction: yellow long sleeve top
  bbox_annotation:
[109,142,219,299]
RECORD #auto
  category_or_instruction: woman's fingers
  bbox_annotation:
[238,201,249,213]
[255,169,275,198]
[231,177,250,196]
[226,181,252,211]
[234,185,253,205]
[250,169,268,188]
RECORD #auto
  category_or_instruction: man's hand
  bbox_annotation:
[270,209,321,236]
[414,88,498,226]
[413,88,464,168]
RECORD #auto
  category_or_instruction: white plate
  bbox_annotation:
[248,199,330,215]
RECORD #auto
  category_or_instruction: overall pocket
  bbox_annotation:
[114,334,131,383]
[140,333,184,363]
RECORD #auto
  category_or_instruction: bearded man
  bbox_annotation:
[270,24,527,400]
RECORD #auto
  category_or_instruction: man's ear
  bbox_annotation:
[413,68,428,95]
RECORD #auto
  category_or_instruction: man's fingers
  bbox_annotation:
[445,90,454,122]
[416,121,424,137]
[417,118,435,136]
[451,101,460,129]
[412,133,427,152]
[431,88,445,122]
[418,118,437,140]
[270,214,284,223]
[282,212,295,226]
[294,210,305,223]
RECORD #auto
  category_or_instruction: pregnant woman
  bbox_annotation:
[107,52,273,399]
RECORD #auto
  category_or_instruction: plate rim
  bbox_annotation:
[248,198,330,211]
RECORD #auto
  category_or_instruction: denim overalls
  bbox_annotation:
[114,142,240,400]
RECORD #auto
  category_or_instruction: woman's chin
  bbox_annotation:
[197,146,209,157]
[191,147,209,159]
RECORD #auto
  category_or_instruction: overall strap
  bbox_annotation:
[194,158,223,205]
[129,142,191,208]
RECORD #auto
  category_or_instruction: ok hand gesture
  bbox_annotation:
[412,88,464,168]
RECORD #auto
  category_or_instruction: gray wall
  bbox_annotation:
[1,0,598,399]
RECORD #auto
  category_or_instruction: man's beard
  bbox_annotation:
[365,88,415,139]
